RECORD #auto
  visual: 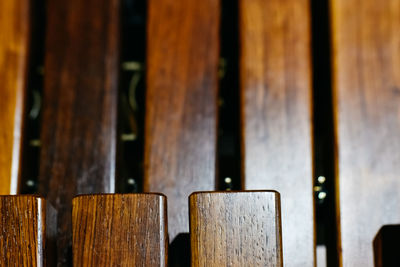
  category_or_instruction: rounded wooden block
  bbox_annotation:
[190,191,283,267]
[72,193,168,267]
[0,195,46,266]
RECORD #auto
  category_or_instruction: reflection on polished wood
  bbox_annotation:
[239,0,314,265]
[0,195,46,266]
[73,194,168,267]
[145,0,220,241]
[190,191,282,267]
[0,0,31,194]
[330,0,400,265]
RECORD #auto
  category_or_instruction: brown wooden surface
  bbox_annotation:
[190,191,283,267]
[145,0,220,240]
[330,1,400,266]
[0,195,46,266]
[39,0,120,264]
[239,0,314,266]
[72,194,168,267]
[0,0,30,194]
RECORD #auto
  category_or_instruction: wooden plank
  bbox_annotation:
[0,0,30,194]
[330,1,400,266]
[39,0,120,264]
[0,195,46,266]
[145,0,220,240]
[189,191,283,267]
[239,0,314,266]
[373,225,400,267]
[72,194,168,266]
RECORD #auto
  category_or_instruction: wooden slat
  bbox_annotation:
[0,195,46,266]
[39,0,120,264]
[73,194,168,266]
[239,0,314,265]
[190,191,283,267]
[373,225,400,267]
[0,0,30,194]
[330,1,400,266]
[145,0,220,240]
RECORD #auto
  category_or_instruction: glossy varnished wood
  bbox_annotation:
[0,0,30,194]
[39,0,120,264]
[145,0,220,240]
[330,1,400,266]
[239,0,314,265]
[190,191,283,267]
[73,194,168,267]
[0,195,46,266]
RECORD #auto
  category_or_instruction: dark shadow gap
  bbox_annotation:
[116,0,146,193]
[310,0,339,266]
[373,225,400,267]
[217,0,241,191]
[20,0,45,194]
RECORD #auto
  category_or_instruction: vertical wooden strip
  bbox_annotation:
[0,0,30,194]
[146,0,220,240]
[190,191,283,267]
[73,194,168,266]
[239,0,314,266]
[0,195,46,266]
[330,1,400,266]
[40,0,120,264]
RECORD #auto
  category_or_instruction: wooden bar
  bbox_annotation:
[373,225,400,267]
[239,0,314,265]
[0,0,31,194]
[190,191,283,267]
[330,1,400,266]
[39,0,120,264]
[145,0,220,240]
[73,194,168,266]
[0,195,46,266]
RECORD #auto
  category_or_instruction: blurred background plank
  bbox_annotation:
[239,0,315,266]
[0,0,31,194]
[39,0,120,264]
[330,0,400,266]
[145,0,220,241]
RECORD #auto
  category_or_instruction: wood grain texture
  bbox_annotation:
[73,194,168,267]
[0,0,30,194]
[145,0,219,240]
[239,0,314,266]
[330,1,400,266]
[0,195,46,266]
[39,0,120,264]
[190,191,283,267]
[373,225,400,267]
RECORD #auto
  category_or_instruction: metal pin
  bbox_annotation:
[127,178,135,185]
[317,176,326,184]
[26,180,35,187]
[122,61,143,71]
[121,133,136,141]
[314,186,322,192]
[29,139,41,147]
[318,192,327,200]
